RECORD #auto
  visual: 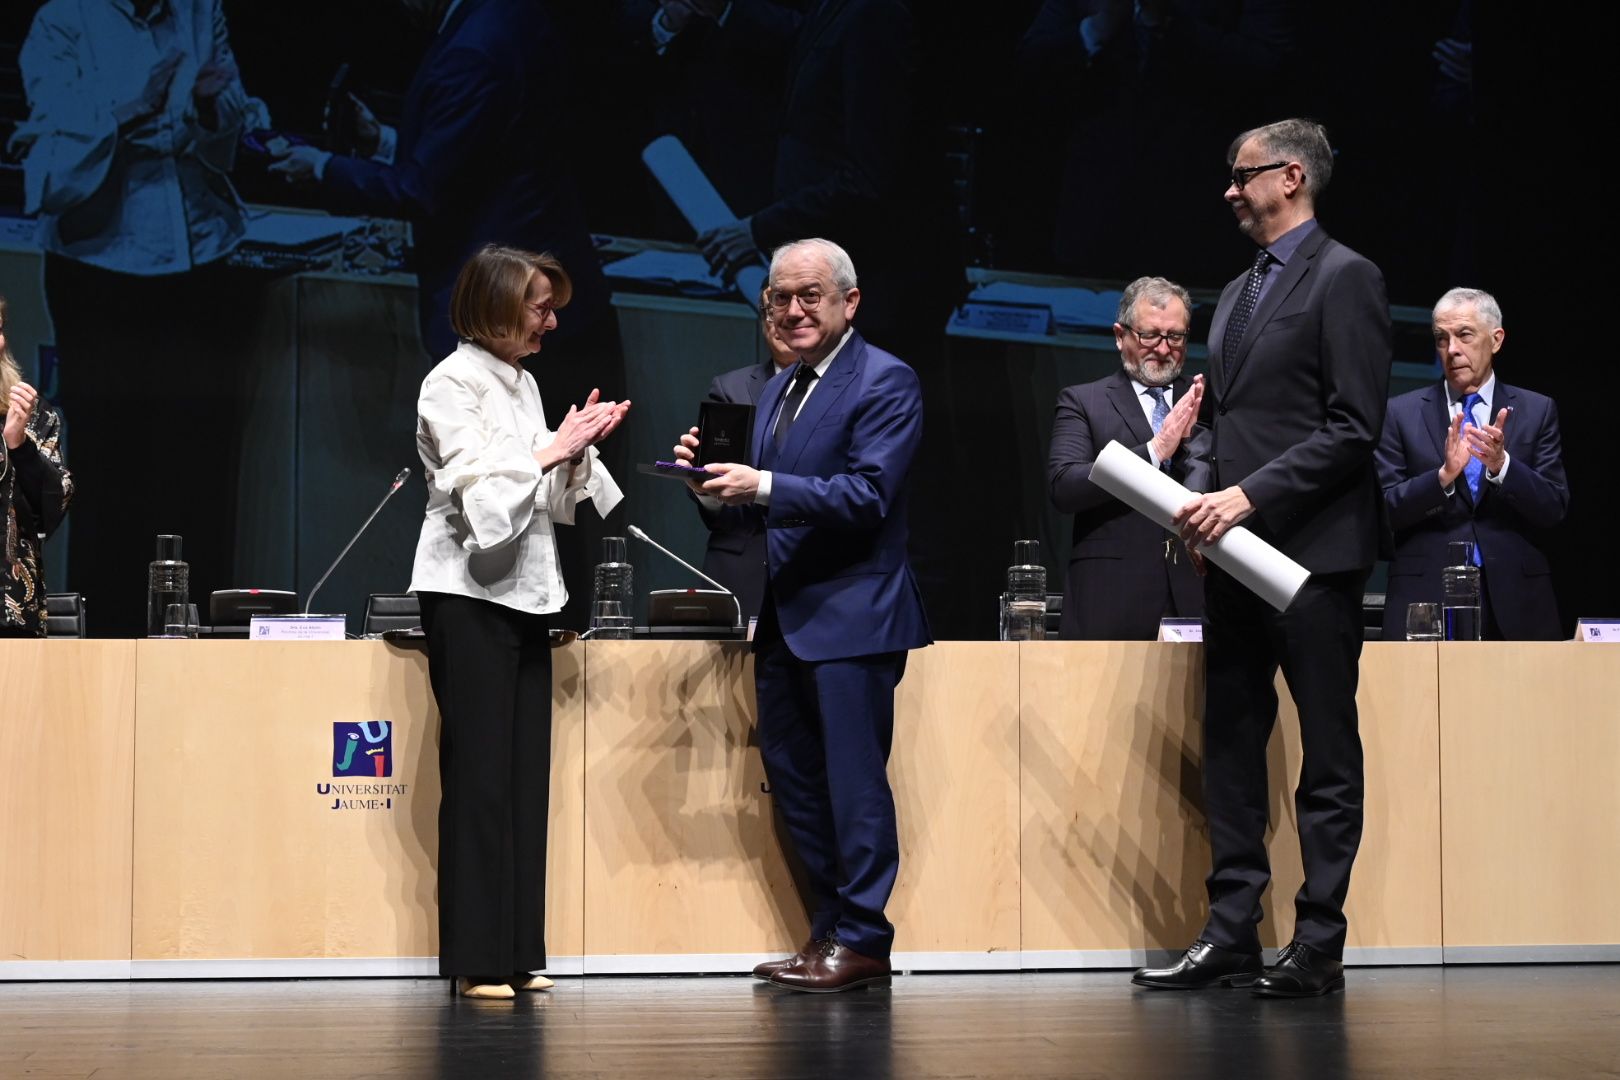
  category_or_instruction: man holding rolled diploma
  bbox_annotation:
[1134,119,1392,998]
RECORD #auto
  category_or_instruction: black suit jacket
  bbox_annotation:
[693,360,780,622]
[1203,223,1392,574]
[1376,380,1570,640]
[321,0,607,357]
[1048,370,1205,639]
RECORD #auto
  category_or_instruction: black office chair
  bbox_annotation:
[45,593,86,638]
[364,593,421,636]
[1362,592,1386,641]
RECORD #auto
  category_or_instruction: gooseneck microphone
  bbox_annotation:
[304,467,411,615]
[627,524,743,629]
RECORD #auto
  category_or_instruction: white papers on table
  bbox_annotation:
[1090,441,1309,612]
[640,135,766,304]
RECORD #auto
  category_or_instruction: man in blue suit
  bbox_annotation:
[270,0,608,359]
[673,237,931,993]
[1377,288,1570,640]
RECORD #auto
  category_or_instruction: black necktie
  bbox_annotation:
[773,363,819,447]
[1222,248,1273,380]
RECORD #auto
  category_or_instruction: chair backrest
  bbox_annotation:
[363,593,421,636]
[45,592,86,638]
[1362,592,1386,641]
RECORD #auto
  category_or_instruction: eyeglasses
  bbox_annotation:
[1229,161,1290,189]
[766,288,840,313]
[1127,327,1189,348]
[525,301,557,320]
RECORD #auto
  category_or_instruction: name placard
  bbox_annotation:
[1574,618,1620,643]
[251,615,347,641]
[1158,618,1204,643]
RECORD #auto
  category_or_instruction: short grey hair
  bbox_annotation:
[1229,118,1334,201]
[1116,276,1192,326]
[1434,287,1504,331]
[768,238,858,292]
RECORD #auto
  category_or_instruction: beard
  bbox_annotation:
[1125,355,1182,388]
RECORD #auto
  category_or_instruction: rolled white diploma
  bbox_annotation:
[640,134,766,305]
[1090,440,1309,612]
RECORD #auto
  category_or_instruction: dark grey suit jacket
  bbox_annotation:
[692,359,780,622]
[1203,223,1392,574]
[1048,369,1205,639]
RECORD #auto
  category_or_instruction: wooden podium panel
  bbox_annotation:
[1020,642,1441,955]
[581,641,1022,961]
[1439,643,1620,948]
[130,641,586,963]
[0,641,138,964]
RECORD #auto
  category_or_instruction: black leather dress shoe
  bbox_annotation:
[752,938,824,981]
[1251,941,1345,997]
[1131,940,1263,990]
[769,938,891,993]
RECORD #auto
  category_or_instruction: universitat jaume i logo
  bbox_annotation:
[333,721,392,777]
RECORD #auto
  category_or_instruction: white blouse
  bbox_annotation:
[408,341,622,614]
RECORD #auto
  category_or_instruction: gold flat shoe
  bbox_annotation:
[456,977,515,1000]
[514,974,554,991]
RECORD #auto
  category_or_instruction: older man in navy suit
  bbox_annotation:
[1377,288,1570,640]
[673,237,931,993]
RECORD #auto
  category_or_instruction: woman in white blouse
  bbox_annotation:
[411,244,629,1000]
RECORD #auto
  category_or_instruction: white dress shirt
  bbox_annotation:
[409,341,623,614]
[1445,372,1511,489]
[13,0,270,274]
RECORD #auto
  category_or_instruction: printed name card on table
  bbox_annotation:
[1574,618,1620,643]
[1158,618,1203,643]
[250,615,346,640]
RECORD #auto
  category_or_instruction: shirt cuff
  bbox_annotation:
[1146,442,1163,469]
[756,469,772,505]
[311,149,336,182]
[1488,453,1511,483]
[373,124,397,165]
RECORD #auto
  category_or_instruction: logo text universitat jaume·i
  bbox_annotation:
[318,721,409,810]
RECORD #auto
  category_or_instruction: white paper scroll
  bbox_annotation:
[640,135,767,305]
[1090,441,1309,612]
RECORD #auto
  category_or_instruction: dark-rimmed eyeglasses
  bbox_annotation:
[1229,161,1290,189]
[1126,327,1189,348]
[766,288,840,313]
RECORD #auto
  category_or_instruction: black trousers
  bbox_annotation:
[419,591,552,977]
[1200,564,1369,959]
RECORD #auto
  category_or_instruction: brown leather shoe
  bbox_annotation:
[752,938,825,981]
[769,938,891,993]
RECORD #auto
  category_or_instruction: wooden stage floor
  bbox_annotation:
[2,968,1616,1078]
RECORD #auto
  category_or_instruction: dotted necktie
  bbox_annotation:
[1146,386,1170,434]
[773,363,819,447]
[1222,248,1273,380]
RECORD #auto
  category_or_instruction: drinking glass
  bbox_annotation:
[1405,602,1442,642]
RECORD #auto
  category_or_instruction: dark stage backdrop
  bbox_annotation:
[0,0,1611,638]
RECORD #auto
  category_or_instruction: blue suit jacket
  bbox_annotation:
[319,0,607,357]
[736,330,931,662]
[1376,380,1570,640]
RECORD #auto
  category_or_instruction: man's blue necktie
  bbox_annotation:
[1461,391,1485,565]
[1146,386,1170,434]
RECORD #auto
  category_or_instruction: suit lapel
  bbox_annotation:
[774,333,863,474]
[752,363,794,468]
[1423,382,1449,463]
[1224,226,1326,394]
[1106,370,1155,447]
